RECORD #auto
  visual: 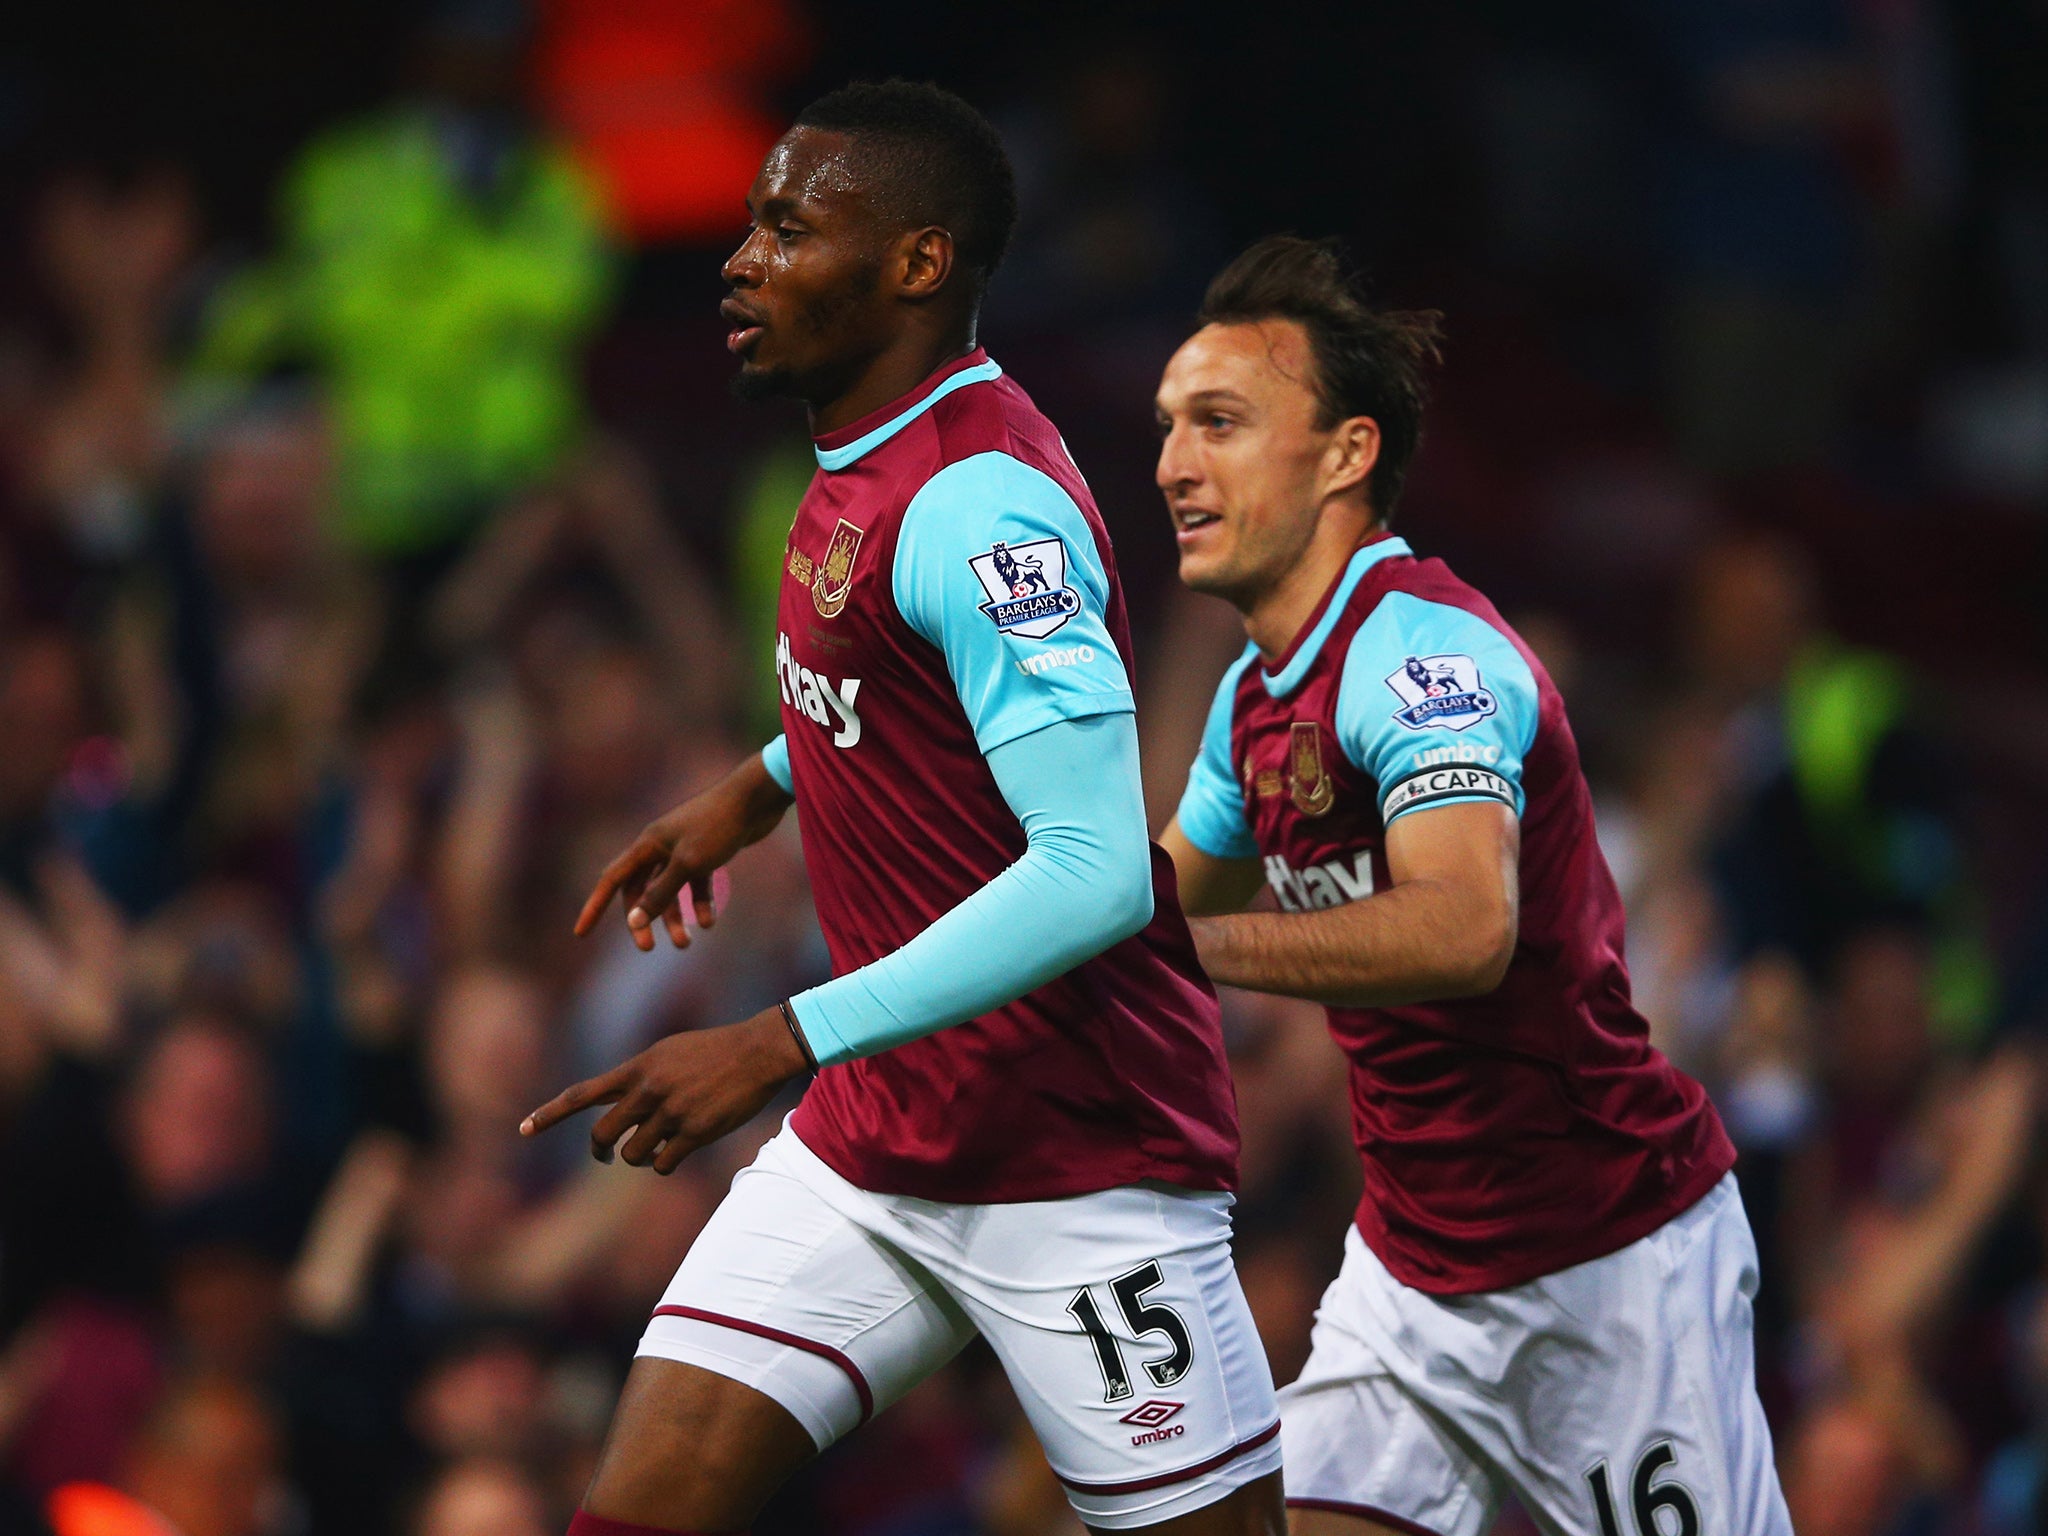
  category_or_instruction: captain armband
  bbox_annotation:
[1379,763,1518,823]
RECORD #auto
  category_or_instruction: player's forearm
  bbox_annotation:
[729,740,797,841]
[1188,877,1514,1008]
[788,713,1153,1066]
[1159,819,1267,917]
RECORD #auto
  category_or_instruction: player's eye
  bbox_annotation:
[1205,414,1236,434]
[777,225,804,244]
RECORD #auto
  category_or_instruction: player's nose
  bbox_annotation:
[722,232,767,288]
[1155,420,1199,493]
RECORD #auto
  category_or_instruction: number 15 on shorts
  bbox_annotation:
[1066,1261,1196,1402]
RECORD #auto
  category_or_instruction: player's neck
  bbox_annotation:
[808,325,979,437]
[1244,519,1380,663]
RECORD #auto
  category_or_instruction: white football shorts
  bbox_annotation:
[639,1122,1282,1528]
[1280,1173,1793,1536]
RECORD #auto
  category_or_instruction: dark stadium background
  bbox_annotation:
[0,2,2043,1534]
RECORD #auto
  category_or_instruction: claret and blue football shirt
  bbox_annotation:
[1177,533,1735,1294]
[769,349,1239,1204]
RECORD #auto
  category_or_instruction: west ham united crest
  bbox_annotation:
[812,518,865,618]
[968,537,1082,639]
[1287,721,1335,816]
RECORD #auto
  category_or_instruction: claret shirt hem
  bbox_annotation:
[1352,1141,1735,1295]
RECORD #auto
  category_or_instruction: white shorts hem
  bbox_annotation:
[1061,1421,1284,1528]
[636,1307,867,1451]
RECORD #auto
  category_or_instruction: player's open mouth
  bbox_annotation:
[1174,510,1222,540]
[721,297,767,355]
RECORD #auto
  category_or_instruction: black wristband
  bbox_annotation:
[779,999,819,1073]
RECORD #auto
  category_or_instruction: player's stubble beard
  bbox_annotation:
[728,254,887,410]
[1181,504,1316,621]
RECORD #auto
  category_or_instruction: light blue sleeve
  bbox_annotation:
[786,712,1153,1066]
[1334,593,1540,825]
[1173,645,1260,860]
[894,451,1134,753]
[759,735,793,794]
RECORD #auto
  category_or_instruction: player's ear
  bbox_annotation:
[898,226,955,302]
[1321,415,1381,501]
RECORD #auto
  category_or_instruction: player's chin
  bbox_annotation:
[1176,548,1234,596]
[729,357,796,402]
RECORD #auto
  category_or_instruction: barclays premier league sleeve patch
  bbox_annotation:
[1383,653,1499,731]
[967,537,1083,640]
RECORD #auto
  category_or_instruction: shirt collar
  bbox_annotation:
[812,349,1003,471]
[1261,533,1413,697]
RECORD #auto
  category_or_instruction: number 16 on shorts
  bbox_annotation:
[1588,1443,1699,1536]
[1066,1261,1196,1402]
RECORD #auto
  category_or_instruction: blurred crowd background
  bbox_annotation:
[0,1,2044,1533]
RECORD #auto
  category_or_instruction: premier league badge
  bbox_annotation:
[1288,721,1335,816]
[812,518,865,618]
[1384,653,1499,731]
[968,537,1082,639]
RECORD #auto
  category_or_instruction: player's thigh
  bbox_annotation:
[1491,1178,1792,1536]
[598,1131,975,1520]
[933,1185,1284,1531]
[582,1357,815,1530]
[1278,1266,1500,1536]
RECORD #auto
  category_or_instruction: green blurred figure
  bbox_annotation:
[192,3,612,559]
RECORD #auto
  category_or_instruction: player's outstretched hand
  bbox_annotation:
[575,754,794,952]
[520,1007,809,1173]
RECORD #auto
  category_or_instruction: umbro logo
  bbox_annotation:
[1120,1399,1186,1445]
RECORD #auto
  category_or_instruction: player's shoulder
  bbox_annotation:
[1351,550,1531,671]
[1336,547,1545,735]
[892,389,1112,644]
[925,366,1087,500]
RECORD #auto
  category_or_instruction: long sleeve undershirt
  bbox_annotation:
[762,445,1155,1067]
[784,710,1153,1066]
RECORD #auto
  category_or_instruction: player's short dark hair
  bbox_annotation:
[795,80,1019,304]
[1198,236,1443,524]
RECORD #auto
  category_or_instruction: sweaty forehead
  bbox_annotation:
[753,127,872,216]
[1163,320,1319,407]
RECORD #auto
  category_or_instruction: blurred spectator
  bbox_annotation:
[1646,0,1890,473]
[122,1014,275,1213]
[122,1374,289,1536]
[1681,530,1993,1035]
[408,1333,548,1464]
[25,164,198,568]
[531,0,812,249]
[412,1457,550,1536]
[996,47,1224,333]
[190,7,612,562]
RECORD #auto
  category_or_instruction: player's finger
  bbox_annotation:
[573,865,627,937]
[618,1110,674,1167]
[690,874,717,932]
[621,867,660,949]
[653,1129,702,1175]
[520,1069,628,1137]
[662,899,691,950]
[588,1089,653,1164]
[627,854,698,939]
[575,842,653,936]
